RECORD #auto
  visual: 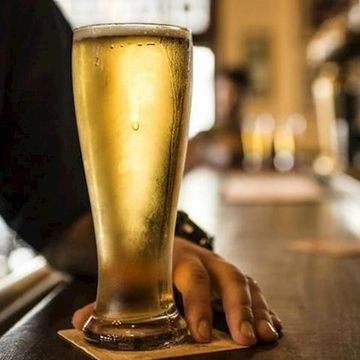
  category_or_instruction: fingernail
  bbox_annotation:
[260,320,279,339]
[273,317,283,330]
[197,319,211,341]
[240,321,256,342]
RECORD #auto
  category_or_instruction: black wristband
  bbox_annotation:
[175,210,214,251]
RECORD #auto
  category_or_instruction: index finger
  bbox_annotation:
[173,255,213,343]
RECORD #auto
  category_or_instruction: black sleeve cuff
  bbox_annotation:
[175,210,214,251]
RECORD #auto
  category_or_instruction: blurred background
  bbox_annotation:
[54,0,360,176]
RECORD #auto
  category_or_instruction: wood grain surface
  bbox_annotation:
[1,168,360,360]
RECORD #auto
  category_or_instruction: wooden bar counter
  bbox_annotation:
[0,168,360,359]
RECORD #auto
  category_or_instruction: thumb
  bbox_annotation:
[72,302,95,330]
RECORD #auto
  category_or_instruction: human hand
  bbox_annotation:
[72,237,282,347]
[171,237,281,345]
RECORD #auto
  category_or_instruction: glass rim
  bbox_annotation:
[73,23,192,42]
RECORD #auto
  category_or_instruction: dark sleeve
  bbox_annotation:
[0,0,90,251]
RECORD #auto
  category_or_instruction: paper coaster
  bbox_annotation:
[58,329,247,360]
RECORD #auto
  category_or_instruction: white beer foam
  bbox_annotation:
[73,23,191,41]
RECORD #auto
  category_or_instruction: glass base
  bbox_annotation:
[83,307,188,350]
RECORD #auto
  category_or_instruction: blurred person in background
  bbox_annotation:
[0,0,281,346]
[186,68,250,171]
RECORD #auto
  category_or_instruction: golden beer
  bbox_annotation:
[72,24,192,349]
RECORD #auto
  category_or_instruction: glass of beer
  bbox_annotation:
[72,24,192,350]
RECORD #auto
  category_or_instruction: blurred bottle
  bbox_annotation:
[287,113,308,168]
[241,113,275,171]
[273,118,295,172]
[241,116,263,172]
[312,63,344,176]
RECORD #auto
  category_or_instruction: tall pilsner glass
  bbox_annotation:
[72,24,192,350]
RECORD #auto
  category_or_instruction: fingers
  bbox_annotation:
[201,251,282,346]
[72,302,95,330]
[173,254,213,343]
[247,277,280,342]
